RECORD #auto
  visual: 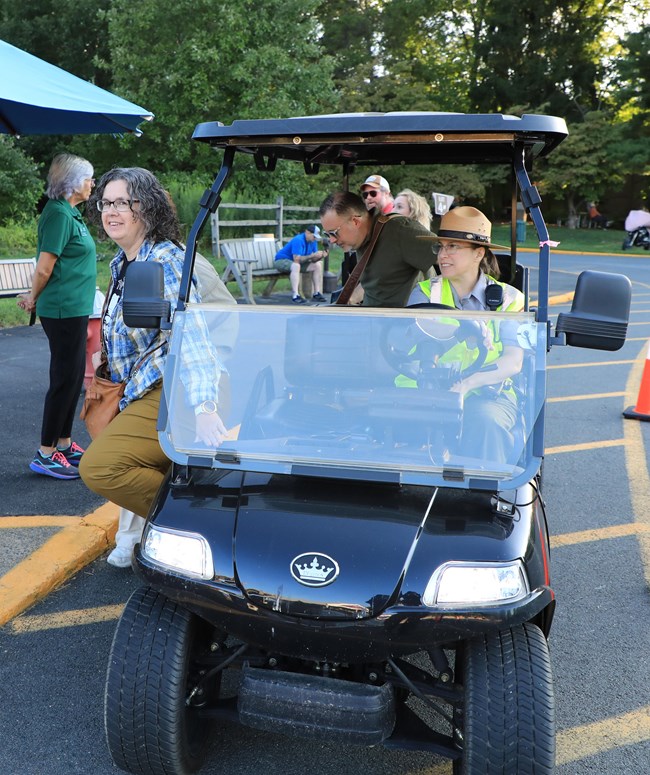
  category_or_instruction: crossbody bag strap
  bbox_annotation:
[335,214,391,305]
[99,270,164,382]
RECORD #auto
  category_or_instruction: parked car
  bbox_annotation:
[105,112,631,775]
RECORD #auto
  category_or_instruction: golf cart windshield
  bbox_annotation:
[160,304,546,490]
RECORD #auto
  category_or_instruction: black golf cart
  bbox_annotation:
[105,113,631,775]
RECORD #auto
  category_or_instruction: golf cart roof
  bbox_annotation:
[192,111,568,167]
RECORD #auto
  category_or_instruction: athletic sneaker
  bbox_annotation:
[107,546,133,569]
[29,450,81,480]
[57,441,85,467]
[292,295,306,304]
[312,292,327,302]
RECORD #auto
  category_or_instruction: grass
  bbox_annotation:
[490,223,638,254]
[1,224,647,329]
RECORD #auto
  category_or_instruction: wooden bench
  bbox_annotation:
[220,237,283,304]
[0,258,36,298]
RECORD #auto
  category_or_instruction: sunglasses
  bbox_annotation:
[361,190,380,199]
[321,224,344,240]
[321,216,358,241]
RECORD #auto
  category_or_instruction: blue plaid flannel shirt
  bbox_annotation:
[105,239,222,411]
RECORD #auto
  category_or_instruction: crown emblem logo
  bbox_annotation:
[290,552,339,587]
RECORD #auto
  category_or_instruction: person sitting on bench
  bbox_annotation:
[274,225,327,304]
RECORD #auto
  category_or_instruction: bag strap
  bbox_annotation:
[335,214,392,305]
[98,267,164,382]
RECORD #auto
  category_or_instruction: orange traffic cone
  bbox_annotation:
[623,340,650,421]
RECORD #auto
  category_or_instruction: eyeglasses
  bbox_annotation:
[361,190,380,199]
[436,242,473,255]
[88,178,96,187]
[96,198,140,213]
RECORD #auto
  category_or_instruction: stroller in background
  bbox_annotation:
[622,209,650,250]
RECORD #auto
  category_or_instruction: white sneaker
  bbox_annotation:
[107,545,133,568]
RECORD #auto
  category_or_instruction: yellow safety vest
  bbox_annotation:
[395,275,524,390]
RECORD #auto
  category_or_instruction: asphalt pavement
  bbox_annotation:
[0,288,302,626]
[1,254,650,774]
[0,259,582,627]
[0,323,116,625]
[0,250,625,626]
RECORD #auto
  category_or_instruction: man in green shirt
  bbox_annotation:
[319,191,436,307]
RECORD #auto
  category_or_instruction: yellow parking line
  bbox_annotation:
[10,603,125,633]
[549,360,636,369]
[624,345,650,589]
[548,292,574,305]
[547,392,624,402]
[556,706,650,765]
[551,523,650,548]
[0,516,81,528]
[546,439,625,454]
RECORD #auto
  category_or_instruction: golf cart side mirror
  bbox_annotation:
[123,261,171,329]
[555,270,631,351]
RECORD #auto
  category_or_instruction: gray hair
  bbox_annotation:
[46,153,93,200]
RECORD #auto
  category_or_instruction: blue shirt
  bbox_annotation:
[275,233,317,262]
[104,239,222,410]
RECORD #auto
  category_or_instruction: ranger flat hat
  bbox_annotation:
[419,205,508,250]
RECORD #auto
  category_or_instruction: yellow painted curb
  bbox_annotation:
[0,502,119,628]
[548,291,574,305]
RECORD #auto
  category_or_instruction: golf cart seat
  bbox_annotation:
[494,253,526,293]
[284,314,396,389]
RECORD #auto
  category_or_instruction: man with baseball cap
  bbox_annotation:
[274,225,328,303]
[360,174,394,215]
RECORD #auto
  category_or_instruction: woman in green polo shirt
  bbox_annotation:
[17,153,96,479]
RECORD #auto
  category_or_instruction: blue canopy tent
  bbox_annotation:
[0,39,153,136]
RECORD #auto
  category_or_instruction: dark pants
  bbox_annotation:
[39,315,88,447]
[341,251,358,285]
[461,391,519,464]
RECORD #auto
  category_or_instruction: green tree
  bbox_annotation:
[103,0,336,193]
[465,0,627,119]
[536,111,625,225]
[0,138,42,222]
[610,24,650,202]
[0,0,112,86]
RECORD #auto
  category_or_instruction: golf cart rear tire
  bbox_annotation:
[104,586,215,775]
[457,623,555,774]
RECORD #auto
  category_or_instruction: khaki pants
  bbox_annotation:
[79,385,170,518]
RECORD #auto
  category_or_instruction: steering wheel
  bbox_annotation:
[380,303,490,383]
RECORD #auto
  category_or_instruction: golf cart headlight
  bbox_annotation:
[423,561,529,606]
[143,526,214,580]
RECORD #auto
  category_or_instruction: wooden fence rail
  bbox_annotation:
[210,197,319,256]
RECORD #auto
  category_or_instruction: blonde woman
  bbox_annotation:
[393,189,432,230]
[394,189,434,279]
